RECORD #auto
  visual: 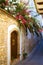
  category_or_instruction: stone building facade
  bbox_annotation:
[0,8,37,65]
[0,8,27,65]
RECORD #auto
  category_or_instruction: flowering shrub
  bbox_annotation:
[0,0,42,36]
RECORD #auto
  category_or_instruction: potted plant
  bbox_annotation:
[23,52,27,59]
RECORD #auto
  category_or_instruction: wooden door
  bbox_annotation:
[11,31,17,61]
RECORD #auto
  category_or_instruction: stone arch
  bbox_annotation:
[7,25,21,65]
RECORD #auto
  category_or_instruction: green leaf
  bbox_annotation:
[0,0,5,4]
[12,0,16,2]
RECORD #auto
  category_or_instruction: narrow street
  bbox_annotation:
[16,38,43,65]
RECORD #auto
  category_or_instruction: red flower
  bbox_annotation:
[19,15,23,20]
[19,15,27,24]
[38,29,42,32]
[15,15,19,20]
[20,15,24,19]
[22,18,26,24]
[15,14,26,24]
[16,14,24,20]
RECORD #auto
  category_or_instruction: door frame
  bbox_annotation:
[8,25,22,65]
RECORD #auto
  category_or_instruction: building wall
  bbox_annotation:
[0,9,22,65]
[0,9,38,65]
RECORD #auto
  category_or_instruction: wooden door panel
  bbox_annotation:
[11,31,17,60]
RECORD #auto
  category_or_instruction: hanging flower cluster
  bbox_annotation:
[15,13,27,24]
[0,0,42,36]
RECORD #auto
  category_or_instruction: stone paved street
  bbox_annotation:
[15,38,43,65]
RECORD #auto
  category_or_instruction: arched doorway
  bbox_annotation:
[11,31,18,61]
[8,25,22,65]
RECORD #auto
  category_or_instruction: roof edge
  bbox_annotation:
[0,8,16,20]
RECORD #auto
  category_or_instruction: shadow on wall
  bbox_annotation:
[25,32,40,54]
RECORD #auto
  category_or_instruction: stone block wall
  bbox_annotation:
[0,9,20,65]
[0,8,27,65]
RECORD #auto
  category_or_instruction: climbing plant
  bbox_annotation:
[0,0,42,36]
